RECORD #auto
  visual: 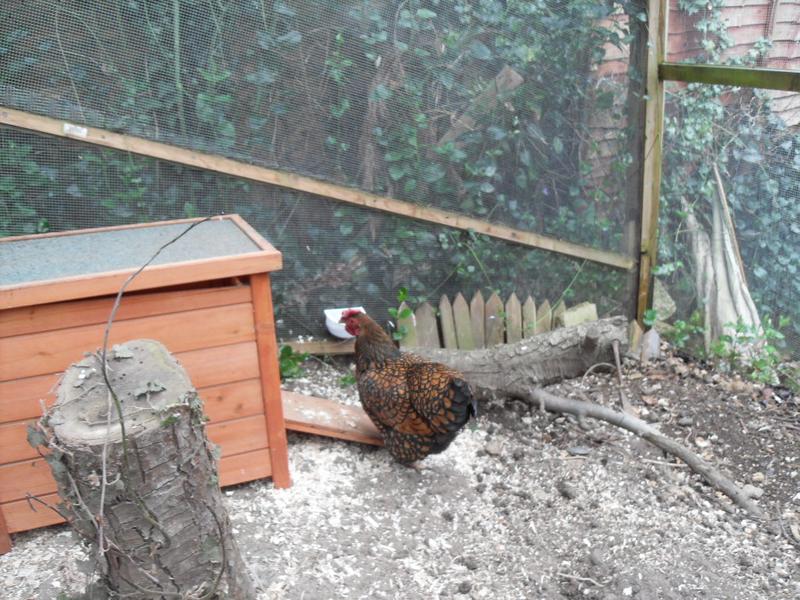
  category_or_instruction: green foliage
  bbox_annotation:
[339,372,356,387]
[388,286,413,341]
[642,308,658,328]
[278,345,309,380]
[0,0,643,339]
[708,318,790,385]
[658,3,800,356]
[662,311,705,350]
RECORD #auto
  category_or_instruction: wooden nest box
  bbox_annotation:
[0,215,290,552]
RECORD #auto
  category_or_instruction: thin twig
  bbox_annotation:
[611,339,634,413]
[524,387,766,519]
[556,572,608,587]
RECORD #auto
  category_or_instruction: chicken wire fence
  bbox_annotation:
[2,1,798,359]
[0,0,645,339]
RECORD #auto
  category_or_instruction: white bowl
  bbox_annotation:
[324,306,364,339]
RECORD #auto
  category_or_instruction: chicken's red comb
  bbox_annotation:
[340,308,365,320]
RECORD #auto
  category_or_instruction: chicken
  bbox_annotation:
[340,308,477,465]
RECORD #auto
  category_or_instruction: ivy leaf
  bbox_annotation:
[422,163,445,183]
[278,30,302,45]
[388,164,406,180]
[469,40,492,60]
[416,8,436,19]
[369,83,392,101]
[245,67,276,85]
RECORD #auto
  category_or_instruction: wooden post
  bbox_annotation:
[250,273,291,489]
[0,508,10,554]
[636,0,668,322]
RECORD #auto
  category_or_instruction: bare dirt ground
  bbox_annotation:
[2,347,799,599]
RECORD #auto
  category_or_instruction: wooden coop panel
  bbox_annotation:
[0,215,289,545]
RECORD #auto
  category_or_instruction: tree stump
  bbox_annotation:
[31,339,255,599]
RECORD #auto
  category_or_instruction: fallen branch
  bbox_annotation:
[521,387,765,519]
[416,317,765,517]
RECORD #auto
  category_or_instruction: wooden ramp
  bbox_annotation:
[282,390,383,446]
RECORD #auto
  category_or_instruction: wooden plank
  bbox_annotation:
[505,293,522,344]
[0,448,275,534]
[397,301,417,349]
[250,273,291,489]
[0,420,35,464]
[484,292,504,347]
[452,293,474,350]
[2,492,64,533]
[0,284,251,338]
[0,302,256,382]
[0,107,635,272]
[2,398,269,465]
[551,300,566,329]
[438,295,458,350]
[535,300,552,334]
[206,414,269,457]
[282,390,382,446]
[199,379,264,424]
[0,343,260,424]
[0,373,59,424]
[414,302,440,348]
[637,0,668,322]
[659,62,800,92]
[219,448,272,487]
[522,296,536,339]
[0,444,272,504]
[0,458,55,503]
[470,291,486,349]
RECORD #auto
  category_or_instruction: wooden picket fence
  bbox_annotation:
[397,291,598,350]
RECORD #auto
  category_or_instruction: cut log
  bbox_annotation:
[32,339,255,599]
[415,316,629,394]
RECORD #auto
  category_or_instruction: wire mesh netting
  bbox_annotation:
[658,83,800,358]
[1,1,648,338]
[0,126,629,339]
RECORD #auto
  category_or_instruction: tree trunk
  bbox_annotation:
[32,339,255,599]
[413,316,629,397]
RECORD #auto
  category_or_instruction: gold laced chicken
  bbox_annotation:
[340,309,477,464]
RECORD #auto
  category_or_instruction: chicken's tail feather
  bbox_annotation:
[428,378,476,455]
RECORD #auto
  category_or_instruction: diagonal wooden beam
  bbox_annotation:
[0,106,635,270]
